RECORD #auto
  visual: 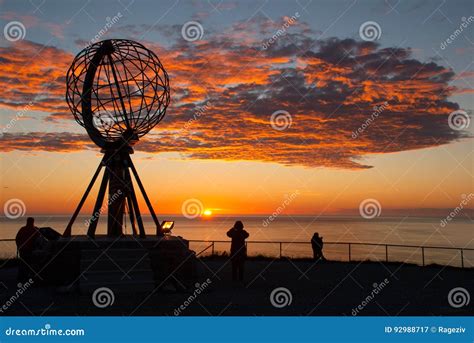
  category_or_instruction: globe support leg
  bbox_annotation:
[63,157,104,237]
[63,150,160,239]
[124,166,146,238]
[87,168,109,238]
[127,155,162,235]
[126,194,138,236]
[107,154,126,237]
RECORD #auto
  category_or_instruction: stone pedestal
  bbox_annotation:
[41,235,197,292]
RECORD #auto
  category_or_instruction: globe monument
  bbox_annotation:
[46,39,195,291]
[63,39,169,238]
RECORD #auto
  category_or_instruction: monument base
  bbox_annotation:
[40,235,197,292]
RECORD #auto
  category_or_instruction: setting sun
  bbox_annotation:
[203,209,213,217]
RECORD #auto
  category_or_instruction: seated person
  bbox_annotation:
[15,219,60,283]
[15,217,40,282]
[39,227,62,241]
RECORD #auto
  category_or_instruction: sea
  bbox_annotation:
[1,215,472,267]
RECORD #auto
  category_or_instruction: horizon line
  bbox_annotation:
[1,212,472,219]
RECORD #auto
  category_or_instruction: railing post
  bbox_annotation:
[461,249,464,268]
[279,242,282,258]
[211,242,215,255]
[348,244,351,262]
[385,245,388,262]
[421,247,425,266]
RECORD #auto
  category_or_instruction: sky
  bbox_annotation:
[0,0,473,217]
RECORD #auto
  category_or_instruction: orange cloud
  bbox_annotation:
[0,18,471,169]
[0,40,71,117]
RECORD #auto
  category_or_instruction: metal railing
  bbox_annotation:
[188,239,473,268]
[1,238,472,268]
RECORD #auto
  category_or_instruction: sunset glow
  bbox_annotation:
[0,1,472,217]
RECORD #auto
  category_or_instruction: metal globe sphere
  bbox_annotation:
[66,39,170,149]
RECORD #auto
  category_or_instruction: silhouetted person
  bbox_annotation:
[15,217,40,282]
[227,221,249,282]
[311,232,325,261]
